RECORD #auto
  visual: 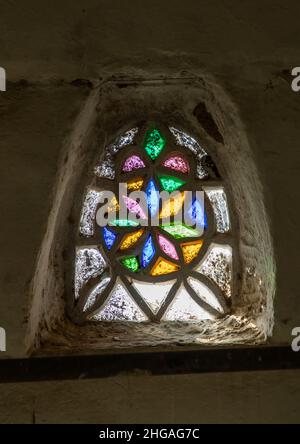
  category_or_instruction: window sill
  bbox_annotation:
[0,345,299,383]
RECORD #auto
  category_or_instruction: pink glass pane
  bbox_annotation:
[162,156,190,174]
[122,155,146,172]
[123,196,147,220]
[157,234,179,260]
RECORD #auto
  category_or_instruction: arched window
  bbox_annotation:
[74,124,235,323]
[27,79,275,352]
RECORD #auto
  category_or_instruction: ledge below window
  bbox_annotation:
[0,345,299,383]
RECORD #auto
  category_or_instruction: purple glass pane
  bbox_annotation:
[123,196,147,220]
[122,155,146,172]
[163,155,190,174]
[158,234,179,260]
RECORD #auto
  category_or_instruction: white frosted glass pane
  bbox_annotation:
[83,277,111,312]
[94,159,115,180]
[107,127,138,155]
[163,284,213,321]
[196,162,208,179]
[92,279,147,321]
[169,127,207,158]
[75,247,107,299]
[131,279,176,314]
[79,189,104,237]
[187,276,224,313]
[204,187,230,233]
[195,243,232,298]
[94,128,138,180]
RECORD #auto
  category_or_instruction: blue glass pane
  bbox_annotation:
[188,199,207,229]
[103,227,116,250]
[141,235,155,268]
[146,179,159,217]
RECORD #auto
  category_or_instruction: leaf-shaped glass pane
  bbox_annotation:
[144,128,166,160]
[119,229,144,250]
[157,234,179,260]
[146,179,159,217]
[123,196,147,220]
[141,235,156,268]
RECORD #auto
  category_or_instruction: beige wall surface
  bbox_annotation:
[0,370,299,424]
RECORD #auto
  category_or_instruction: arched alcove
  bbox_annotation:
[26,76,275,353]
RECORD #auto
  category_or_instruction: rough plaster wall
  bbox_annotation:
[26,87,100,354]
[0,85,90,357]
[1,0,299,84]
[0,0,300,423]
[0,370,299,424]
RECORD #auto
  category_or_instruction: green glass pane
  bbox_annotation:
[160,223,201,239]
[159,175,186,192]
[109,219,139,227]
[144,128,166,160]
[120,256,140,272]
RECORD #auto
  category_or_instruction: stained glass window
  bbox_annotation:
[75,124,235,326]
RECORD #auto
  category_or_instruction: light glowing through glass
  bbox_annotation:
[146,179,159,217]
[160,192,185,218]
[181,241,203,263]
[119,229,144,250]
[103,227,116,250]
[144,128,166,160]
[151,257,180,276]
[141,235,156,268]
[123,196,147,220]
[163,155,190,174]
[160,223,201,239]
[159,175,186,192]
[122,155,145,172]
[188,198,207,229]
[157,234,179,260]
[120,256,140,273]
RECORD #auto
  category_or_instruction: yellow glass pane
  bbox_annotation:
[127,178,144,191]
[151,257,180,276]
[159,192,185,218]
[107,196,119,213]
[119,229,144,250]
[182,240,203,263]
